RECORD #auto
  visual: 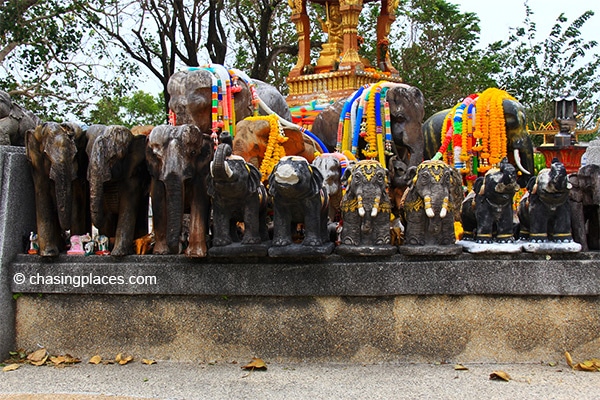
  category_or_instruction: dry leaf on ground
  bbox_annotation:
[116,353,133,365]
[141,359,156,365]
[565,351,574,368]
[454,364,468,370]
[50,356,66,365]
[88,355,102,365]
[489,371,511,381]
[2,364,20,372]
[565,352,600,372]
[242,357,267,371]
[27,348,47,362]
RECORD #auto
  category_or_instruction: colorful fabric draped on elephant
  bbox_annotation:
[146,124,213,257]
[86,125,150,256]
[1,90,41,146]
[422,88,534,188]
[25,122,90,256]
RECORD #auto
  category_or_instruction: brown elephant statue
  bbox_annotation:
[146,124,213,257]
[87,125,150,256]
[25,122,90,256]
[1,90,41,146]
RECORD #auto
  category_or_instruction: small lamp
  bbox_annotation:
[554,91,577,147]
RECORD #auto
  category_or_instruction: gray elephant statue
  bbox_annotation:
[0,90,41,146]
[460,158,520,243]
[87,125,150,256]
[569,164,600,251]
[25,122,90,256]
[267,156,333,256]
[518,158,574,244]
[422,90,534,188]
[336,160,396,255]
[146,124,213,257]
[401,160,463,251]
[312,152,346,222]
[207,142,269,255]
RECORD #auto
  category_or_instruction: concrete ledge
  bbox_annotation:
[9,252,600,296]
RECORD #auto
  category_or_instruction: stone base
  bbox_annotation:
[523,241,582,253]
[458,240,523,254]
[398,244,463,256]
[335,244,397,256]
[208,242,270,257]
[268,242,335,258]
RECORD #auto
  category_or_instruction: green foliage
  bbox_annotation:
[489,7,600,131]
[88,91,165,127]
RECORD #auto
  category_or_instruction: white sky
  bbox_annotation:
[452,0,599,47]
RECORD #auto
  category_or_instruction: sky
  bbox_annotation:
[452,0,599,47]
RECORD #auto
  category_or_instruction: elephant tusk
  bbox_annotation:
[357,195,365,217]
[440,197,449,219]
[514,149,531,175]
[424,196,435,218]
[225,160,233,178]
[371,196,380,217]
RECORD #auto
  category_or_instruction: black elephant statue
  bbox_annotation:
[0,90,41,146]
[518,158,575,245]
[25,122,90,256]
[569,164,600,251]
[401,160,463,250]
[337,160,396,255]
[460,158,520,243]
[207,142,269,255]
[312,152,347,222]
[422,88,534,188]
[310,83,425,174]
[267,156,333,256]
[87,125,150,256]
[146,124,213,257]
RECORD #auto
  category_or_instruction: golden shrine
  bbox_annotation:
[286,0,403,106]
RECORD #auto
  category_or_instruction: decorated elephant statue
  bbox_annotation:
[25,122,90,256]
[86,125,150,256]
[569,164,600,251]
[146,124,213,257]
[267,156,333,256]
[337,160,396,255]
[422,88,534,188]
[401,160,463,250]
[0,90,41,146]
[460,158,520,244]
[518,159,578,251]
[207,142,269,255]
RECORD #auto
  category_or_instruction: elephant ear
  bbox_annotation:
[246,162,262,193]
[405,166,418,187]
[473,177,485,196]
[309,164,324,195]
[267,164,278,196]
[24,126,41,163]
[526,175,537,194]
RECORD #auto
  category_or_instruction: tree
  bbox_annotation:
[489,7,600,131]
[88,90,165,127]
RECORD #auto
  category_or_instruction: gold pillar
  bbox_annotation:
[338,0,363,72]
[376,0,399,75]
[289,0,311,78]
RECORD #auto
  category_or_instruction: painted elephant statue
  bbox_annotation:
[25,122,90,256]
[146,124,213,257]
[569,164,600,251]
[422,88,534,188]
[460,158,520,243]
[207,142,268,248]
[518,158,573,242]
[267,156,331,255]
[338,160,395,253]
[0,90,41,146]
[402,160,463,246]
[87,125,150,256]
[310,83,425,171]
[167,65,292,134]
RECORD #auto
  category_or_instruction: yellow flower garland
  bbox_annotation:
[247,114,288,180]
[362,84,381,159]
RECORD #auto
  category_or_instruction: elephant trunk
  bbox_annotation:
[50,163,73,231]
[210,143,234,180]
[164,175,184,254]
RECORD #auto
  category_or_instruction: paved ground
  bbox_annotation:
[1,360,600,399]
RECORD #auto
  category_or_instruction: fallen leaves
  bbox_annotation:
[3,348,80,369]
[115,353,133,365]
[142,359,156,365]
[565,351,600,372]
[242,357,267,371]
[454,364,469,371]
[489,370,511,381]
[2,364,20,372]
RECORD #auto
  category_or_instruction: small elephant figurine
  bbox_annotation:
[312,152,346,222]
[460,158,520,243]
[268,156,332,255]
[518,158,574,243]
[207,143,269,251]
[402,160,463,248]
[87,125,150,256]
[25,122,91,256]
[337,160,396,254]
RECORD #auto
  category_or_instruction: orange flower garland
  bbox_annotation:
[249,114,288,181]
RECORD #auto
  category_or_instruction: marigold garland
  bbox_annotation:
[248,114,288,180]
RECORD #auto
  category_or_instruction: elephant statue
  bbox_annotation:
[337,160,396,255]
[86,125,151,256]
[25,122,90,256]
[267,156,333,256]
[312,152,348,222]
[0,90,41,146]
[518,158,574,243]
[460,158,520,243]
[402,160,463,247]
[569,164,600,251]
[207,142,268,251]
[310,83,425,174]
[146,124,213,257]
[422,89,534,188]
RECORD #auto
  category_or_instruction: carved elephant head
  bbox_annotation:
[0,90,41,146]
